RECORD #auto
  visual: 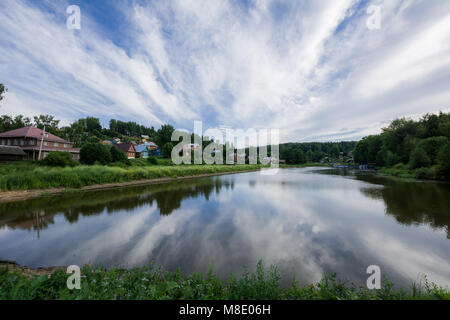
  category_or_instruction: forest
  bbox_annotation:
[353,112,450,180]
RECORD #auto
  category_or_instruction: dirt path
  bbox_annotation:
[0,169,259,204]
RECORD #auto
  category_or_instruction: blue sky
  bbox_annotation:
[0,0,449,142]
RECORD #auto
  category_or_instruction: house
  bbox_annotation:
[0,145,27,162]
[115,143,136,159]
[0,126,80,161]
[134,144,149,158]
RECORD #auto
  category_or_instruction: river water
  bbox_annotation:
[0,167,449,288]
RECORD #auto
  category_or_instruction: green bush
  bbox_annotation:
[409,147,430,169]
[0,262,448,300]
[437,142,450,179]
[162,142,174,158]
[147,155,158,165]
[110,146,128,163]
[414,167,437,180]
[41,152,77,167]
[79,143,112,165]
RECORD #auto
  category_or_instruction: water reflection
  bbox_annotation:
[319,169,450,239]
[0,168,448,288]
[0,178,234,234]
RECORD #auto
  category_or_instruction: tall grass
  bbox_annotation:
[0,261,448,300]
[0,163,262,191]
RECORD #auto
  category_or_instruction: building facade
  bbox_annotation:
[0,126,80,161]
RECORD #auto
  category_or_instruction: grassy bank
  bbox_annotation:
[0,262,448,300]
[377,163,446,181]
[280,163,331,168]
[0,162,262,192]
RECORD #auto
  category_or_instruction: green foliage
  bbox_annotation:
[109,119,156,138]
[41,152,77,167]
[77,117,102,133]
[33,115,60,135]
[409,147,430,169]
[156,124,175,149]
[162,142,174,158]
[0,262,448,300]
[0,115,32,133]
[437,142,450,180]
[147,155,158,165]
[353,112,450,180]
[279,142,355,164]
[0,163,263,191]
[0,83,7,101]
[79,143,112,165]
[110,146,128,163]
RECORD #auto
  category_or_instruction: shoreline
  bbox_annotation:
[0,168,261,203]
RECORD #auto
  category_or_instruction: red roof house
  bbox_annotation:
[0,126,80,161]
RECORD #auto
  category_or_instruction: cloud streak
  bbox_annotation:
[0,0,449,141]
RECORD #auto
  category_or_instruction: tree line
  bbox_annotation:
[353,112,450,180]
[279,141,357,164]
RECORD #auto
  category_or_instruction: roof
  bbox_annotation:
[21,147,80,153]
[0,126,68,143]
[115,143,135,153]
[0,145,26,156]
[134,145,148,153]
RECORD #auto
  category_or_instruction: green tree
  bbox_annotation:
[78,117,102,133]
[306,150,314,162]
[162,142,174,158]
[33,115,60,135]
[418,136,448,165]
[295,149,306,164]
[79,143,112,165]
[409,147,430,169]
[437,142,450,179]
[156,124,175,148]
[0,84,7,101]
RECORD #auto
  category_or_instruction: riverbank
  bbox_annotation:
[0,164,264,203]
[0,261,448,300]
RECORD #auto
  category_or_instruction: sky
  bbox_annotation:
[0,0,449,143]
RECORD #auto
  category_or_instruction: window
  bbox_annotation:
[0,139,4,145]
[13,139,18,145]
[43,141,48,146]
[54,142,59,147]
[20,139,24,146]
[64,143,68,148]
[7,139,11,145]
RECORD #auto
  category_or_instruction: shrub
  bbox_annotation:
[162,142,174,158]
[437,142,450,180]
[79,143,112,165]
[409,147,430,169]
[414,167,436,180]
[418,136,448,164]
[110,146,128,163]
[41,152,77,167]
[147,155,158,165]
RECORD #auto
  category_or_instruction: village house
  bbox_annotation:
[134,144,149,158]
[0,126,80,161]
[115,143,136,159]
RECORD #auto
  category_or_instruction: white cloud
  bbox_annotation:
[0,0,449,140]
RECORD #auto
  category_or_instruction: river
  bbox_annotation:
[0,167,449,288]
